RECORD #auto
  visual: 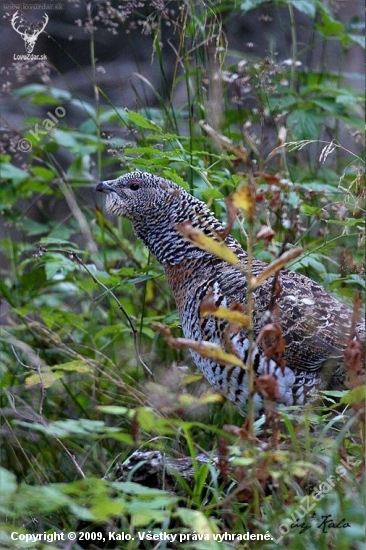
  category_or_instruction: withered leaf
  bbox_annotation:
[251,247,303,289]
[177,221,240,266]
[152,323,247,369]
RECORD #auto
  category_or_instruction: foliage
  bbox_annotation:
[0,1,364,549]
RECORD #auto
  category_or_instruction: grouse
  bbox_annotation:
[96,172,364,413]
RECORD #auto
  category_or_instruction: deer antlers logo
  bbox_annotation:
[11,11,49,54]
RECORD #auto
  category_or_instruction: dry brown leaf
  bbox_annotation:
[256,226,275,242]
[199,120,249,162]
[257,322,286,368]
[250,247,303,289]
[254,374,280,401]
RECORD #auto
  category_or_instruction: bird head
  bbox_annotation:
[95,171,233,265]
[95,171,182,221]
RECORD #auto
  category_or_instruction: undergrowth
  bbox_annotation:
[0,1,365,549]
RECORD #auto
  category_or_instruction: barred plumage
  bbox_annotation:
[96,171,364,414]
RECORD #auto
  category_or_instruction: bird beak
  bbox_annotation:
[95,181,115,194]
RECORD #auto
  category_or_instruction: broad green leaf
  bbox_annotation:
[287,110,322,140]
[31,166,56,180]
[13,84,71,103]
[0,162,29,183]
[315,9,347,39]
[127,111,161,131]
[52,129,80,148]
[13,485,71,515]
[90,497,126,521]
[21,219,49,236]
[70,98,96,117]
[67,154,94,179]
[129,508,167,527]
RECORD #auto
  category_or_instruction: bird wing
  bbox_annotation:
[207,262,352,373]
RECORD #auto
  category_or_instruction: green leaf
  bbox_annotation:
[51,360,91,373]
[90,497,126,521]
[14,485,71,515]
[67,154,93,179]
[31,166,57,181]
[43,253,77,280]
[326,218,363,226]
[70,98,96,117]
[288,0,316,18]
[343,275,365,290]
[16,418,119,438]
[315,9,347,40]
[100,107,129,124]
[348,34,365,48]
[0,162,29,183]
[0,468,18,501]
[98,406,130,415]
[13,84,71,103]
[21,219,49,236]
[176,508,216,538]
[321,390,348,398]
[39,237,80,248]
[240,0,316,18]
[291,254,326,274]
[287,109,322,140]
[112,481,172,497]
[127,110,162,131]
[341,386,365,405]
[240,0,272,14]
[52,129,80,148]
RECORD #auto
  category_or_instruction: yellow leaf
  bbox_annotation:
[180,337,246,368]
[50,360,91,373]
[231,184,255,219]
[153,323,247,368]
[25,371,64,388]
[202,305,250,327]
[341,385,365,405]
[250,247,303,289]
[177,508,217,538]
[178,392,224,406]
[177,222,240,266]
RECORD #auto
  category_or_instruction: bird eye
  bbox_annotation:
[129,181,140,191]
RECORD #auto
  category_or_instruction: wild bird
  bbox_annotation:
[95,172,364,414]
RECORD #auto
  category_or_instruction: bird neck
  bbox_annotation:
[131,194,242,266]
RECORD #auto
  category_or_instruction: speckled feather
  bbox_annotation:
[96,171,365,413]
